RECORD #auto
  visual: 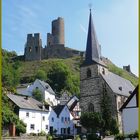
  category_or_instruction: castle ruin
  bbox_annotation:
[24,17,82,61]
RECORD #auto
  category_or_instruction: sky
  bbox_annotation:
[2,0,138,76]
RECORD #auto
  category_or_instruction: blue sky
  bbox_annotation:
[2,0,138,76]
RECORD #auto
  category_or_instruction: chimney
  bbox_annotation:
[25,96,28,100]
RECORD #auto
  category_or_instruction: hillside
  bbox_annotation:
[19,56,138,87]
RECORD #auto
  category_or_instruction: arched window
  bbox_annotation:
[29,47,32,52]
[88,103,94,112]
[87,68,91,78]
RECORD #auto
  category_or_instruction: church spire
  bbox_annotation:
[85,9,101,65]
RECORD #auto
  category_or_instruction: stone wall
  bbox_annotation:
[2,136,46,140]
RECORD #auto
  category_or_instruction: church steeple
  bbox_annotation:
[85,9,101,65]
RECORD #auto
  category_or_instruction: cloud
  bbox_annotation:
[80,24,87,34]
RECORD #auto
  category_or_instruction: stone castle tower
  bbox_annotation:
[47,17,64,46]
[24,17,81,61]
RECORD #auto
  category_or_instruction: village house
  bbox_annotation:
[7,94,75,135]
[119,85,139,134]
[16,79,58,106]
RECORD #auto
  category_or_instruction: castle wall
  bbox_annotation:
[24,17,81,61]
[25,33,42,61]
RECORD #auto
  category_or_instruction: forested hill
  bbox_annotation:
[2,49,138,96]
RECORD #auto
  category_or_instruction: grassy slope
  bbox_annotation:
[19,56,138,87]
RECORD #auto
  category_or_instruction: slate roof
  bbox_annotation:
[52,105,65,117]
[119,85,138,111]
[101,71,135,96]
[67,96,79,111]
[84,9,106,67]
[36,79,55,95]
[7,94,48,111]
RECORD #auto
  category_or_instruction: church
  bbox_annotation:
[80,9,135,133]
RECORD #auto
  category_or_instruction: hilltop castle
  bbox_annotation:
[24,17,82,61]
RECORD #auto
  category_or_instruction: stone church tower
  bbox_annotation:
[80,10,135,133]
[80,9,107,113]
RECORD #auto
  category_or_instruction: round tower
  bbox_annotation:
[52,17,64,45]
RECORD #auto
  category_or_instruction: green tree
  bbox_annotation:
[2,90,26,135]
[101,84,119,135]
[80,112,104,133]
[47,61,80,95]
[35,70,46,81]
[32,89,43,102]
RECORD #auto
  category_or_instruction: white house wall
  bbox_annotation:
[122,108,138,134]
[45,91,57,106]
[48,106,74,135]
[122,94,138,134]
[19,109,50,134]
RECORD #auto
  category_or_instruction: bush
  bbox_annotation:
[75,135,81,140]
[115,131,139,140]
[46,134,53,140]
[87,133,101,140]
[38,130,46,136]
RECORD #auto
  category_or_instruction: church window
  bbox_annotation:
[35,46,38,52]
[29,47,32,52]
[87,68,91,78]
[88,103,94,112]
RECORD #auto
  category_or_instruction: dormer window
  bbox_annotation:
[87,68,91,78]
[119,86,122,91]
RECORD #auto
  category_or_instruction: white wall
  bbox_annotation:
[19,109,50,134]
[122,94,138,134]
[19,106,75,135]
[48,106,74,135]
[122,108,138,134]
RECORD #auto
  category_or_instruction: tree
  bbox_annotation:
[2,90,26,135]
[80,112,104,133]
[35,70,46,81]
[47,61,80,95]
[32,89,43,102]
[100,84,119,135]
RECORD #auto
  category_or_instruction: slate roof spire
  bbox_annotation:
[85,9,101,65]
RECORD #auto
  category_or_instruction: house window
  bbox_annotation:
[68,117,70,122]
[30,124,35,130]
[61,117,64,122]
[65,117,67,123]
[42,116,45,121]
[88,103,94,112]
[52,117,54,122]
[26,112,29,117]
[87,68,91,78]
[46,125,48,130]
